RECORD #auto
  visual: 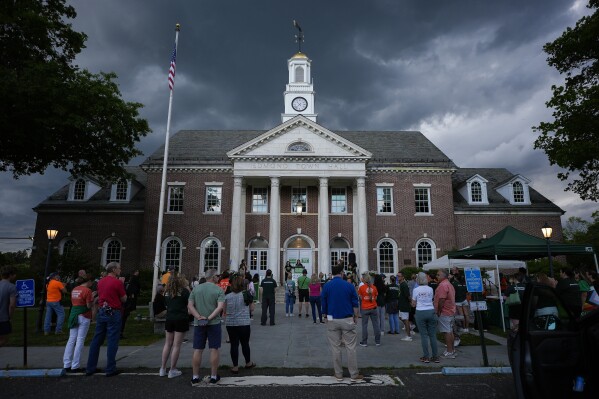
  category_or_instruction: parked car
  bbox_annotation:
[508,283,598,398]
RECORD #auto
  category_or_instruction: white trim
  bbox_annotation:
[376,186,394,215]
[376,238,398,275]
[161,236,183,272]
[415,238,437,268]
[200,236,222,273]
[110,180,131,202]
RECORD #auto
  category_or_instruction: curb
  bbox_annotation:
[0,369,66,378]
[442,367,512,375]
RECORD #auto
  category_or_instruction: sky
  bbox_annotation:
[1,0,597,252]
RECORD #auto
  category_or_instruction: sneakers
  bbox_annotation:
[400,336,413,341]
[168,369,182,378]
[350,374,364,382]
[410,331,416,336]
[305,314,309,318]
[443,351,457,359]
[209,375,221,384]
[359,342,368,347]
[431,356,440,363]
[286,314,289,317]
[420,356,430,363]
[380,331,384,336]
[375,343,381,347]
[454,338,461,347]
[335,374,344,382]
[459,328,469,333]
[159,367,167,377]
[191,377,201,387]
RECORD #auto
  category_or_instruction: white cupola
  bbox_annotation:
[282,52,317,122]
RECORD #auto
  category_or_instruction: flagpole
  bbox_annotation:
[151,24,180,310]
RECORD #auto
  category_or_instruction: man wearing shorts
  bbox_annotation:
[0,266,17,347]
[188,268,225,386]
[297,269,310,317]
[434,269,457,359]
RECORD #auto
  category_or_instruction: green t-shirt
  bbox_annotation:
[165,289,190,321]
[579,280,590,292]
[189,282,225,326]
[298,275,310,290]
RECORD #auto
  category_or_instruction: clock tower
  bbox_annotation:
[282,52,317,122]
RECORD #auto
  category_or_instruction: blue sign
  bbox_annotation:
[464,267,483,293]
[16,279,35,308]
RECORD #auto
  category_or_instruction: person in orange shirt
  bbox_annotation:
[45,272,67,335]
[357,273,380,347]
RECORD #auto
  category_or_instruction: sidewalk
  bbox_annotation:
[0,304,509,371]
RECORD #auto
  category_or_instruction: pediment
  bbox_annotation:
[227,116,372,160]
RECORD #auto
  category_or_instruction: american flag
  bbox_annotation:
[168,44,177,90]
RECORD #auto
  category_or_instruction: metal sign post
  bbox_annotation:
[16,279,35,367]
[464,267,489,367]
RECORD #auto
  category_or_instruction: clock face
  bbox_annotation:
[292,97,308,112]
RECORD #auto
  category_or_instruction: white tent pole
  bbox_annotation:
[594,253,599,274]
[496,254,506,332]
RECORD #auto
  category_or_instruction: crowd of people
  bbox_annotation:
[1,258,598,386]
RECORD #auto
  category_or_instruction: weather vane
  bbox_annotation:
[293,20,304,53]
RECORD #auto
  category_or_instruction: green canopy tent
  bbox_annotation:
[448,225,597,331]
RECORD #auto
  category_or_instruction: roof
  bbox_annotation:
[142,129,456,168]
[452,168,563,213]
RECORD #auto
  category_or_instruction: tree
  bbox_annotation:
[534,0,599,201]
[0,0,150,182]
[562,212,599,270]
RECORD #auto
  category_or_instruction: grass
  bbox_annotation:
[436,332,500,346]
[487,325,509,338]
[6,307,162,347]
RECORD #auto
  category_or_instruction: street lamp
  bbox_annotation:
[541,222,554,278]
[36,229,59,332]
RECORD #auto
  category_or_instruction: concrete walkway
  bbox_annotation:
[0,304,509,371]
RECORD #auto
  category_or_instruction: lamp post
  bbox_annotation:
[541,222,554,278]
[36,229,58,332]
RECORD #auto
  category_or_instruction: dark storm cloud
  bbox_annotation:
[1,0,595,251]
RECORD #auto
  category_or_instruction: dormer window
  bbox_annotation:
[287,141,312,152]
[460,175,489,205]
[73,179,86,200]
[496,175,531,205]
[110,179,131,202]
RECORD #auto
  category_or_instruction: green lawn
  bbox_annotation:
[6,307,162,347]
[436,332,500,346]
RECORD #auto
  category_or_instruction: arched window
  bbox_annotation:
[512,181,525,203]
[200,237,221,273]
[470,181,482,203]
[295,66,305,82]
[102,238,122,266]
[330,237,350,271]
[287,141,312,152]
[377,239,396,275]
[59,238,77,256]
[73,179,86,200]
[163,237,182,271]
[416,239,436,268]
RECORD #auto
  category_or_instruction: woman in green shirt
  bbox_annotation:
[159,275,190,378]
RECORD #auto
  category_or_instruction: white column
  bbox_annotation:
[352,183,358,256]
[239,183,247,267]
[229,176,243,270]
[356,177,368,274]
[318,177,330,276]
[268,177,281,282]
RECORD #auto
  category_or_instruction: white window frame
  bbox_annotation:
[59,238,78,256]
[376,184,394,215]
[205,183,223,213]
[330,187,347,214]
[200,237,221,273]
[162,237,183,272]
[68,178,87,201]
[414,184,432,215]
[167,182,185,213]
[291,186,308,213]
[102,237,122,266]
[110,179,131,202]
[377,238,397,275]
[464,175,489,205]
[416,238,436,268]
[248,237,269,273]
[252,187,268,213]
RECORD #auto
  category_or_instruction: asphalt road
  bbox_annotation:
[0,368,516,399]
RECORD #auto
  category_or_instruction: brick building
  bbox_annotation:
[33,51,564,282]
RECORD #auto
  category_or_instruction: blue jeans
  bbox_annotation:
[44,301,65,333]
[415,309,438,358]
[86,308,122,374]
[377,306,386,332]
[309,296,322,322]
[388,312,399,333]
[285,292,295,314]
[360,308,381,344]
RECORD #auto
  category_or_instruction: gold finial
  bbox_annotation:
[175,24,181,31]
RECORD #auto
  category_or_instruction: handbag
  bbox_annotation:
[505,292,521,306]
[243,290,254,306]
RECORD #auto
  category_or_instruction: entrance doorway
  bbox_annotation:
[247,237,268,280]
[285,236,313,282]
